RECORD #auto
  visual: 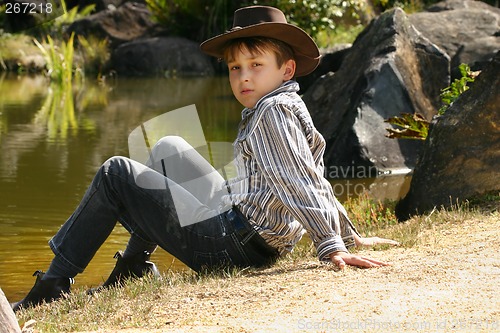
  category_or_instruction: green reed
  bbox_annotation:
[34,32,76,84]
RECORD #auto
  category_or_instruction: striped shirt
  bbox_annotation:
[223,80,359,261]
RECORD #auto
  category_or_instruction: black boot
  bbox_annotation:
[88,251,159,294]
[11,270,73,312]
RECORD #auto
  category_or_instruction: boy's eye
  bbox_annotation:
[252,63,262,67]
[230,65,240,70]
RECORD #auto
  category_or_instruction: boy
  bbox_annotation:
[12,6,397,311]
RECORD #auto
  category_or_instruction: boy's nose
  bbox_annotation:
[240,69,250,82]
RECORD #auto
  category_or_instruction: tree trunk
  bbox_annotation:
[0,288,21,333]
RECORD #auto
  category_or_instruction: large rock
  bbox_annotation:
[65,0,129,12]
[409,0,500,79]
[302,8,449,176]
[396,51,500,220]
[108,37,214,77]
[297,44,351,94]
[66,2,162,49]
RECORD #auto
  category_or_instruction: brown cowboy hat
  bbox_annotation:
[200,6,320,77]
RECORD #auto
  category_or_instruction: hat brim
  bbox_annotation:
[200,22,320,77]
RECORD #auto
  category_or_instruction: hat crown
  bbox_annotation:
[232,6,287,29]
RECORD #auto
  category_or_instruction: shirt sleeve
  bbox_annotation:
[247,103,348,260]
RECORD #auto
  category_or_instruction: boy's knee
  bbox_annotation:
[101,156,132,175]
[154,136,187,149]
[151,136,191,159]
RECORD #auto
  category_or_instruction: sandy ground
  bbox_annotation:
[65,212,500,333]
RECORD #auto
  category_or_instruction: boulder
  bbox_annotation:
[65,0,130,12]
[396,51,500,220]
[66,2,162,49]
[108,37,214,77]
[302,8,449,176]
[409,0,500,79]
[297,44,351,94]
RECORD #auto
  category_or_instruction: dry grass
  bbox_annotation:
[0,33,43,71]
[16,197,500,333]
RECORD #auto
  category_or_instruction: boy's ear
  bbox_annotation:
[283,59,296,81]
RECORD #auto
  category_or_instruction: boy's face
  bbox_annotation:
[227,46,296,109]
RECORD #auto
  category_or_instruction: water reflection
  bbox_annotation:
[0,74,242,301]
[0,73,409,302]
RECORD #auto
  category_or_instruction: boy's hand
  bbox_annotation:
[329,251,391,270]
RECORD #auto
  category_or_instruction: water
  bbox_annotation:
[0,73,409,302]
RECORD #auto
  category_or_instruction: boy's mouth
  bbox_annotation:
[241,89,253,95]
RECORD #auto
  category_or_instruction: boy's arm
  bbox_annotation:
[248,105,349,260]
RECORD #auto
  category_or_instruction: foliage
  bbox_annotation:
[372,0,436,13]
[315,23,365,46]
[145,0,234,41]
[385,112,429,140]
[145,0,367,46]
[76,35,110,76]
[54,0,95,25]
[40,0,95,36]
[248,0,367,41]
[385,63,478,140]
[438,63,479,115]
[34,32,77,83]
[0,0,95,36]
[373,0,497,14]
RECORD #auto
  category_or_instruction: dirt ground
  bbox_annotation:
[66,213,500,333]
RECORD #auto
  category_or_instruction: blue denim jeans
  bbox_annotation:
[49,137,278,274]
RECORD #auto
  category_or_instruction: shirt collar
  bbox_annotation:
[241,80,300,120]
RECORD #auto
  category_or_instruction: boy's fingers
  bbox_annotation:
[331,255,346,270]
[361,256,391,267]
[330,252,391,269]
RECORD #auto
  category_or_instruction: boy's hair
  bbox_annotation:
[222,37,295,68]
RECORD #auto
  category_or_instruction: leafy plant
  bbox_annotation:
[145,0,367,46]
[36,0,95,36]
[250,0,367,41]
[57,0,95,23]
[76,34,110,76]
[315,23,365,46]
[438,63,479,115]
[384,112,429,140]
[145,0,232,41]
[385,63,479,140]
[34,32,76,83]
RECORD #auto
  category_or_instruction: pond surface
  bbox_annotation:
[0,73,409,301]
